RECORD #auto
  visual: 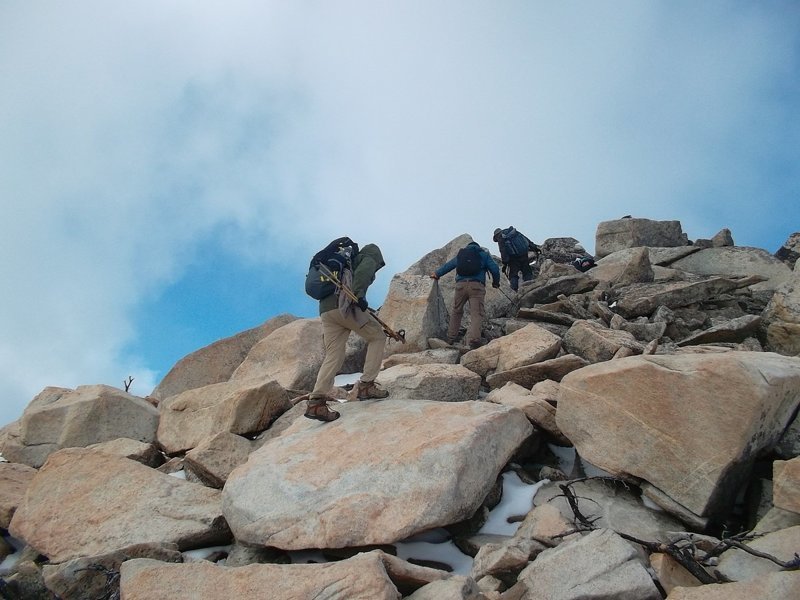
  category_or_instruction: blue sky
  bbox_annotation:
[1,1,799,427]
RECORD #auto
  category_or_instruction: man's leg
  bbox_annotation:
[466,281,486,347]
[309,311,351,399]
[520,259,534,283]
[357,318,386,383]
[355,315,390,399]
[447,281,469,341]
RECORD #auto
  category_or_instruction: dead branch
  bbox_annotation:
[555,478,722,584]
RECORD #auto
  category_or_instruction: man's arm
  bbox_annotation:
[484,251,501,286]
[431,257,457,279]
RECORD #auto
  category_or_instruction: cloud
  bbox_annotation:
[1,1,798,426]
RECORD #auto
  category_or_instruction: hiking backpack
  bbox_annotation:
[500,227,529,258]
[304,237,359,300]
[572,256,596,272]
[456,245,482,276]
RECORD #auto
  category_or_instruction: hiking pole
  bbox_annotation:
[316,264,406,343]
[497,285,515,303]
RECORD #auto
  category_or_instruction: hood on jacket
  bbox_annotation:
[356,243,385,270]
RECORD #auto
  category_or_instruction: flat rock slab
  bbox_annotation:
[9,448,230,562]
[222,399,532,550]
[517,528,661,599]
[664,571,800,599]
[120,552,402,600]
[486,354,589,389]
[669,246,792,292]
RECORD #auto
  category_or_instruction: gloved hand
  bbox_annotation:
[357,297,369,311]
[492,280,501,289]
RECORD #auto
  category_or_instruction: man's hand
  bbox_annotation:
[430,272,439,280]
[357,297,369,311]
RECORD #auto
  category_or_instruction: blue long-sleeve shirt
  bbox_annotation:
[435,242,500,286]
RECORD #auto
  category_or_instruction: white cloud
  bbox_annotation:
[1,1,798,426]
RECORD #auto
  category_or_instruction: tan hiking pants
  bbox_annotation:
[448,280,486,345]
[310,308,386,399]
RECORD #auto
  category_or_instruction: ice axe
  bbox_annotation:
[316,264,406,343]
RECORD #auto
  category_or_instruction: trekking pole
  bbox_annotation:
[497,286,515,303]
[317,264,406,343]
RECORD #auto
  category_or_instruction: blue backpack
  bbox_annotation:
[501,227,529,258]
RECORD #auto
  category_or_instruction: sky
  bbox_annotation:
[1,1,799,427]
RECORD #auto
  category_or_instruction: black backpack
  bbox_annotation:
[500,227,529,258]
[456,245,482,276]
[305,237,359,300]
[572,256,596,272]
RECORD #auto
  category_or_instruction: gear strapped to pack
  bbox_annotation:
[315,262,406,343]
[305,237,359,300]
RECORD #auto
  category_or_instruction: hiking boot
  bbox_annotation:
[468,339,483,350]
[304,398,340,422]
[356,380,389,400]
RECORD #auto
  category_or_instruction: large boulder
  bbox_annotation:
[184,432,254,489]
[775,232,800,268]
[760,273,800,356]
[517,269,598,307]
[231,318,325,391]
[87,438,162,467]
[377,272,448,356]
[9,448,230,563]
[1,385,159,468]
[157,378,290,455]
[669,247,792,292]
[485,382,569,445]
[375,363,482,402]
[515,528,661,599]
[773,457,800,515]
[593,247,699,287]
[595,218,688,258]
[613,277,750,319]
[556,352,800,518]
[42,543,183,600]
[538,237,589,264]
[0,462,37,528]
[563,320,644,363]
[151,314,297,401]
[676,315,762,347]
[222,399,532,550]
[460,324,561,378]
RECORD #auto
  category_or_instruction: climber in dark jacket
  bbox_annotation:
[493,227,540,291]
[430,241,500,349]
